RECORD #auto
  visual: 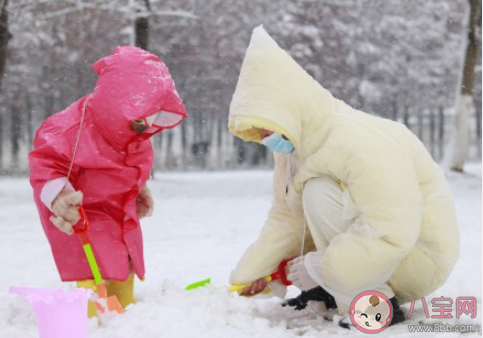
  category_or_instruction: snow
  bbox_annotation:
[0,165,481,337]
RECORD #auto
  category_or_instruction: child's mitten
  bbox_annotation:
[50,189,83,235]
[137,185,154,219]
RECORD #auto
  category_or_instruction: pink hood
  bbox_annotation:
[89,46,187,150]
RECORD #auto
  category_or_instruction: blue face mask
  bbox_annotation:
[261,133,295,154]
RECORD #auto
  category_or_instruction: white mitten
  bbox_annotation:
[287,256,319,291]
[50,189,83,235]
[137,185,154,219]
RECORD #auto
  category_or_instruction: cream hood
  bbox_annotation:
[229,25,335,153]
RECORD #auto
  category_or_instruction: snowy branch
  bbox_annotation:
[150,10,198,20]
[41,6,86,19]
[10,0,198,20]
[296,0,355,6]
[9,0,77,11]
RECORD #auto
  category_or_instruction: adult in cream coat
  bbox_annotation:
[228,26,459,319]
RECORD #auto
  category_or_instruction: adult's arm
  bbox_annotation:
[230,154,307,296]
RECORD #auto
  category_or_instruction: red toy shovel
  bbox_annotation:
[228,257,295,293]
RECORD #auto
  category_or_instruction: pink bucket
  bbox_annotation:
[10,286,91,338]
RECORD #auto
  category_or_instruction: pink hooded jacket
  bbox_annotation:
[29,46,187,282]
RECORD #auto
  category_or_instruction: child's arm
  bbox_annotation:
[229,154,306,297]
[40,177,75,211]
[29,130,82,234]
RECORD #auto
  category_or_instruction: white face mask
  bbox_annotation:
[261,133,295,154]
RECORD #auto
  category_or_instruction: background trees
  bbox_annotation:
[0,0,480,174]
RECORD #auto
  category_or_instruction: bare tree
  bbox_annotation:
[0,0,9,90]
[134,0,151,49]
[451,0,482,172]
[10,88,21,173]
[0,0,10,170]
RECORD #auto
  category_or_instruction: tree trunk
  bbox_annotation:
[207,117,217,170]
[235,137,245,165]
[26,95,33,151]
[451,0,481,172]
[217,116,223,169]
[391,98,398,122]
[0,0,10,172]
[134,0,150,50]
[10,101,22,173]
[438,107,445,161]
[429,110,435,158]
[0,0,10,92]
[165,130,174,169]
[403,105,410,128]
[181,116,188,170]
[44,92,55,119]
[476,104,482,159]
[0,113,3,171]
[417,108,424,141]
[154,130,164,174]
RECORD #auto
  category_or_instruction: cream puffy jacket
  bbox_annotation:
[228,26,459,304]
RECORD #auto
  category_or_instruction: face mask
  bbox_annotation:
[261,133,295,154]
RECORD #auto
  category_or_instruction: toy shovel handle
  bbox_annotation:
[228,276,273,293]
[74,205,90,234]
[270,257,295,286]
[229,257,296,293]
[72,206,105,288]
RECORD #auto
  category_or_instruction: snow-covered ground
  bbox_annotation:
[0,164,481,338]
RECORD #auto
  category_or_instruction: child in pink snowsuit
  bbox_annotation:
[29,46,187,316]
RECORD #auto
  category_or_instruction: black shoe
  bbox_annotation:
[338,296,406,330]
[338,316,353,329]
[282,286,337,311]
[389,297,406,326]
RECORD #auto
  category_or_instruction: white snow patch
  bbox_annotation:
[0,167,481,337]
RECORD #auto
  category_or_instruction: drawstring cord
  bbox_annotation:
[67,97,88,181]
[300,219,307,257]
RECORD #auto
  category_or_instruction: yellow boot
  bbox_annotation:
[106,274,136,309]
[76,279,98,318]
